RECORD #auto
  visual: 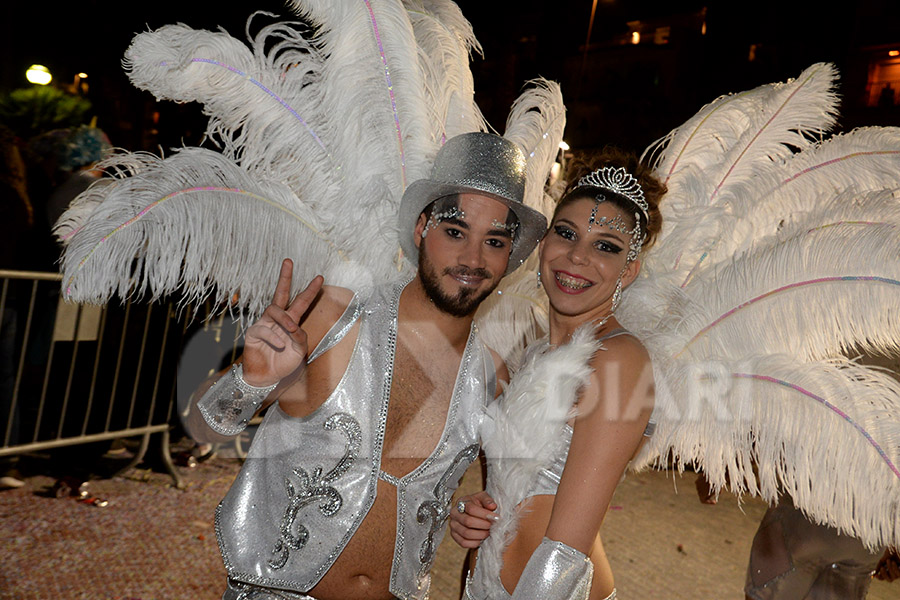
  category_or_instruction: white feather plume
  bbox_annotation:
[57,1,510,315]
[408,0,487,142]
[626,62,900,551]
[503,78,566,214]
[632,352,900,550]
[672,206,900,362]
[56,148,371,316]
[754,127,900,229]
[645,63,840,288]
[478,324,600,584]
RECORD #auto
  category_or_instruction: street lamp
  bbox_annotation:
[26,64,52,85]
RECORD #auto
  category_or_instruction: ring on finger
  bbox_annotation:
[456,500,466,514]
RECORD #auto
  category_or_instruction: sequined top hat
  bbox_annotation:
[398,132,548,275]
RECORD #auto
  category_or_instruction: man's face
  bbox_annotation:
[414,193,513,317]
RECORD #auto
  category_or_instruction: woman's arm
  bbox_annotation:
[505,335,654,599]
[544,335,654,552]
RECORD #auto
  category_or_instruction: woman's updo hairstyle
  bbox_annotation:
[554,146,666,251]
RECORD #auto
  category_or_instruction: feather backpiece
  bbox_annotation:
[623,62,900,550]
[56,1,563,326]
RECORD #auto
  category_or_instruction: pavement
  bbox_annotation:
[0,438,894,600]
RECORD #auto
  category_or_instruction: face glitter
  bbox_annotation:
[491,219,519,237]
[421,207,466,238]
[586,196,602,232]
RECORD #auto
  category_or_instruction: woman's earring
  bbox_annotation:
[536,270,542,288]
[611,277,623,312]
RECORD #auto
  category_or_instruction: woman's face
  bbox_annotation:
[539,196,640,318]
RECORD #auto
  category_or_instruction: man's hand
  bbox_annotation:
[449,491,499,549]
[242,258,324,387]
[875,547,899,582]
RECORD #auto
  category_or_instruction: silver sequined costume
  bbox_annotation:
[465,327,650,600]
[209,280,497,600]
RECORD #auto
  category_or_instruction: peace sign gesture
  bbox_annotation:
[242,259,324,387]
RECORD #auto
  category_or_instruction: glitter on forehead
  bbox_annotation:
[491,219,519,237]
[582,200,645,263]
[587,195,604,232]
[421,207,466,238]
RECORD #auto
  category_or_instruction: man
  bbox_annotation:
[189,132,547,600]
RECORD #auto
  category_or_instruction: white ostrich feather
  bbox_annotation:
[125,19,336,196]
[632,352,900,550]
[753,127,900,228]
[478,324,600,585]
[503,79,566,214]
[56,148,369,317]
[292,0,435,192]
[646,63,840,287]
[408,0,487,142]
[670,204,900,362]
[623,63,900,552]
[58,1,514,317]
[678,127,900,265]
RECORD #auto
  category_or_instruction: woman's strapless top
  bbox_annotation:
[530,423,574,496]
[521,328,655,501]
[470,325,646,600]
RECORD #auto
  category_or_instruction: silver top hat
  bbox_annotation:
[398,132,547,275]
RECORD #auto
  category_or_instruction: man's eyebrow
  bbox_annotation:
[442,217,468,229]
[487,226,512,239]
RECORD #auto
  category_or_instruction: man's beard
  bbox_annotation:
[418,245,499,317]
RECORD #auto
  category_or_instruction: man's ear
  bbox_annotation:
[413,213,428,250]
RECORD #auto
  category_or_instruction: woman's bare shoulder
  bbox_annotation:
[590,331,650,370]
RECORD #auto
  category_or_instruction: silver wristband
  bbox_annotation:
[511,537,594,600]
[197,364,278,436]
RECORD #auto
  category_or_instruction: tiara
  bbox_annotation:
[576,166,648,220]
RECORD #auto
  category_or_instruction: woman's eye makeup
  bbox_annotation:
[553,224,576,239]
[594,240,624,254]
[554,223,624,254]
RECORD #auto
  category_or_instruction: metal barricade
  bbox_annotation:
[0,269,227,488]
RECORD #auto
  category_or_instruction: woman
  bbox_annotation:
[450,148,666,600]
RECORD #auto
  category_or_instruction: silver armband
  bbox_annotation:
[197,364,278,436]
[511,537,594,600]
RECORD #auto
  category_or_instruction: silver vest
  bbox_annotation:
[215,281,495,599]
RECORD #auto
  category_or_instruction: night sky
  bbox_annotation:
[2,1,899,154]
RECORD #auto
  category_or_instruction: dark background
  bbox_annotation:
[2,0,900,156]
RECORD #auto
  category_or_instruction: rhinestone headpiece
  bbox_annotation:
[576,166,648,221]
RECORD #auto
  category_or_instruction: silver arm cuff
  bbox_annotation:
[197,364,278,436]
[511,537,594,600]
